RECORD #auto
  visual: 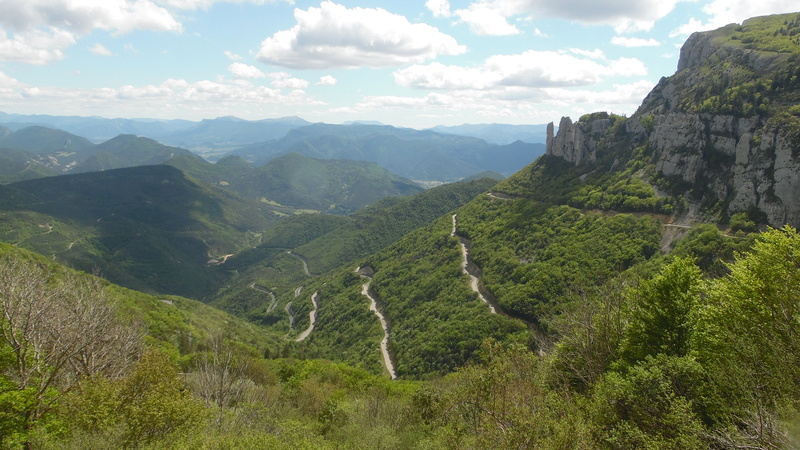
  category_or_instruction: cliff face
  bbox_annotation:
[546,13,800,227]
[545,117,612,165]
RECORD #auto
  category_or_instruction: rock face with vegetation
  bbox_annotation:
[547,12,800,227]
[5,12,800,449]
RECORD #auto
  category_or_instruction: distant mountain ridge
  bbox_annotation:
[0,112,195,142]
[0,126,197,180]
[232,123,545,181]
[0,113,311,155]
[166,152,424,213]
[429,123,550,145]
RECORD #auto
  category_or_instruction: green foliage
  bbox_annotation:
[729,211,758,232]
[286,269,387,374]
[429,341,594,449]
[211,178,497,320]
[672,14,800,123]
[296,177,498,274]
[639,114,655,132]
[569,169,669,213]
[0,147,59,184]
[621,257,703,363]
[494,155,583,202]
[369,214,526,377]
[693,227,800,427]
[120,350,207,445]
[592,354,707,449]
[458,197,661,324]
[8,223,800,448]
[721,13,800,53]
[0,366,38,447]
[58,349,207,447]
[76,134,197,173]
[670,224,754,277]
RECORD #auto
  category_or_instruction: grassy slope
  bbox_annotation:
[0,242,284,359]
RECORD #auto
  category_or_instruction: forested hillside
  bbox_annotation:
[0,165,273,298]
[210,178,499,319]
[167,152,424,214]
[2,12,800,449]
[0,127,196,180]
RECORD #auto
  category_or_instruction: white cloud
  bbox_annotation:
[394,62,496,90]
[671,0,800,37]
[229,62,266,79]
[450,0,682,35]
[350,79,655,125]
[0,0,181,64]
[0,28,75,64]
[0,0,181,35]
[256,1,466,69]
[490,52,646,87]
[455,3,521,36]
[268,72,309,89]
[155,0,292,10]
[90,43,113,56]
[611,36,661,47]
[0,75,323,119]
[426,0,452,18]
[224,50,243,61]
[395,50,646,90]
[569,48,606,60]
[542,80,656,107]
[316,75,337,86]
[0,70,26,95]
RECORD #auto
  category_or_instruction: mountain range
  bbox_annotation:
[231,122,544,181]
[1,12,800,449]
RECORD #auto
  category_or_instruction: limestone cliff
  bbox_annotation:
[546,12,800,227]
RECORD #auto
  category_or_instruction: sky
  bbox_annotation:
[0,1,798,129]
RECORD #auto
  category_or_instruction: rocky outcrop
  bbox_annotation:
[545,14,800,228]
[547,110,800,227]
[677,23,792,76]
[545,116,614,165]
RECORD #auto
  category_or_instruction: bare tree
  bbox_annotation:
[549,280,629,390]
[0,254,142,423]
[187,336,250,424]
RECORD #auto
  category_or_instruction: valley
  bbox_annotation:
[1,11,800,449]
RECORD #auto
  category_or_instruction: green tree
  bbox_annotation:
[621,257,703,364]
[119,349,207,446]
[592,354,707,449]
[693,226,800,448]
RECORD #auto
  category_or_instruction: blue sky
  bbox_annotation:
[0,0,797,128]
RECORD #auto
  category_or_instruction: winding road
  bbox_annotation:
[250,283,278,313]
[287,251,312,276]
[359,273,397,380]
[285,286,303,329]
[451,214,497,314]
[295,291,319,342]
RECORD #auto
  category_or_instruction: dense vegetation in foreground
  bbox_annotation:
[2,226,799,449]
[3,13,800,448]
